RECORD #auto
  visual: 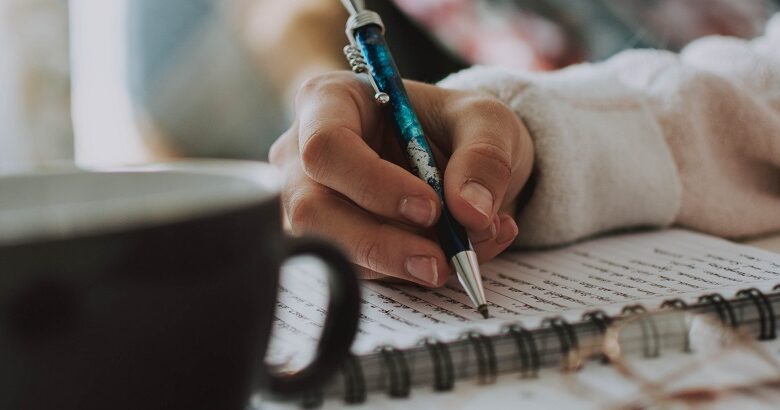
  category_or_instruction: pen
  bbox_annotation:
[339,0,489,319]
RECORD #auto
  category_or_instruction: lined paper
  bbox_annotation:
[266,229,780,365]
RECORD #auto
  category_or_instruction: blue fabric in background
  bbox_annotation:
[126,0,212,101]
[126,0,285,160]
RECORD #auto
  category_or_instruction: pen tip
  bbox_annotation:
[478,304,489,319]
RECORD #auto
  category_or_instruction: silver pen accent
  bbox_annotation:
[451,250,488,318]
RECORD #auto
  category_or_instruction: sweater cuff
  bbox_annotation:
[439,66,682,247]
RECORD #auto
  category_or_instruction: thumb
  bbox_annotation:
[442,98,528,231]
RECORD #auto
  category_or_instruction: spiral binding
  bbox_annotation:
[323,285,780,407]
[658,298,693,352]
[379,346,411,398]
[660,298,688,310]
[582,310,614,363]
[462,331,498,384]
[699,293,739,328]
[737,288,776,340]
[503,323,540,377]
[583,310,613,334]
[622,305,661,358]
[621,304,647,316]
[542,316,578,370]
[422,338,455,392]
[342,354,366,404]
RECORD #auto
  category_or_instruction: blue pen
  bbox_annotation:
[340,0,488,319]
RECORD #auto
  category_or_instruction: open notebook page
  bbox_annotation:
[267,229,780,364]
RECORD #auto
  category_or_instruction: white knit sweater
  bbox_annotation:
[439,15,780,248]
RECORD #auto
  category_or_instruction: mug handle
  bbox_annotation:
[264,236,361,396]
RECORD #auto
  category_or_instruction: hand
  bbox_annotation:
[270,72,534,287]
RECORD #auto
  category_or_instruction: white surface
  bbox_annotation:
[70,0,154,167]
[0,160,279,245]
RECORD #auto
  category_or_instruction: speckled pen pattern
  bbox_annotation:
[355,24,469,258]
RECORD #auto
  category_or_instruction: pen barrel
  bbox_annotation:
[354,25,470,258]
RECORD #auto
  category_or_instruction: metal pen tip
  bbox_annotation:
[478,304,489,319]
[452,250,488,317]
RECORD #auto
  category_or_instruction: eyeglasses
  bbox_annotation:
[563,310,780,409]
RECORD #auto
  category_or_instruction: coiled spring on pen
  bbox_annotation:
[342,45,390,104]
[343,45,367,74]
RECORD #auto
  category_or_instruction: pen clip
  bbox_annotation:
[343,44,390,104]
[342,9,389,105]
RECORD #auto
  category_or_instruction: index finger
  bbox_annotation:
[295,73,442,227]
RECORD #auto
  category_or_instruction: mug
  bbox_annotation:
[0,160,361,410]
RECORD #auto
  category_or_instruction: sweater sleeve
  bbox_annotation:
[438,15,780,248]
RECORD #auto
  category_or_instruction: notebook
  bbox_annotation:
[262,229,780,407]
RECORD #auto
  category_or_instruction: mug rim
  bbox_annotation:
[0,159,280,246]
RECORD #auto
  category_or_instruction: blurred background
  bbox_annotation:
[71,0,147,167]
[2,0,778,173]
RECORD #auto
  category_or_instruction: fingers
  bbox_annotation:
[471,214,519,263]
[295,73,442,228]
[275,73,532,288]
[283,164,450,287]
[441,96,533,231]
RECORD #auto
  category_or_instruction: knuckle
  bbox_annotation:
[460,95,512,118]
[456,95,521,133]
[269,130,294,165]
[353,264,384,281]
[468,139,513,181]
[351,172,382,209]
[354,227,385,273]
[268,139,284,165]
[295,72,360,107]
[296,74,334,101]
[285,190,320,233]
[299,128,335,181]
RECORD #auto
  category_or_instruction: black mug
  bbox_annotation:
[0,161,360,410]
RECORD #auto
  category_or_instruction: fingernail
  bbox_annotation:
[471,214,500,244]
[460,180,493,219]
[399,197,437,227]
[496,216,519,245]
[405,256,438,286]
